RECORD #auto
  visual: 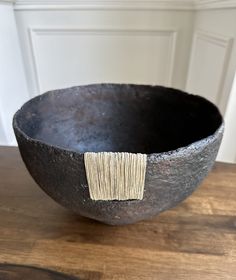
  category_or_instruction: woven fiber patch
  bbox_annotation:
[84,152,147,201]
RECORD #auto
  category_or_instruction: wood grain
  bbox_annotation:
[0,264,79,280]
[0,146,236,280]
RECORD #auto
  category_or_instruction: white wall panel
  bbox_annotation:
[29,27,177,93]
[0,2,29,145]
[187,8,236,162]
[186,30,233,107]
[14,9,194,96]
[188,8,236,114]
[218,72,236,163]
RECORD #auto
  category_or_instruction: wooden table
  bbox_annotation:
[0,147,236,280]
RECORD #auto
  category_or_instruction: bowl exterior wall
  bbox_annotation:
[14,126,223,225]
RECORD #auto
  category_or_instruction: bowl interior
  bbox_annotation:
[15,84,222,154]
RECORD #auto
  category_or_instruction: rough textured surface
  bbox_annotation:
[0,264,79,280]
[13,84,224,225]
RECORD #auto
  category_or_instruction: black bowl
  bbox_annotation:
[13,84,223,225]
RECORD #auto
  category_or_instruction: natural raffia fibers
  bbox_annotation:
[84,152,147,200]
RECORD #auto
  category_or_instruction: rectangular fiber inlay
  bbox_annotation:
[84,152,147,201]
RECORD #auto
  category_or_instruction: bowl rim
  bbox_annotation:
[13,83,224,160]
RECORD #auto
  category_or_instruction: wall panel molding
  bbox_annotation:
[0,115,7,144]
[28,27,178,94]
[195,0,236,10]
[14,0,195,11]
[186,30,233,110]
[14,0,236,11]
[0,0,15,3]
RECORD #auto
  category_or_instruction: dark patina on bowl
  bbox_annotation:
[13,84,223,225]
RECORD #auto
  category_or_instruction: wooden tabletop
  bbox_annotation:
[0,147,236,280]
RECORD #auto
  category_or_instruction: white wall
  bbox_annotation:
[186,7,236,114]
[0,1,29,145]
[186,7,236,162]
[218,71,236,163]
[14,4,194,96]
[1,0,236,162]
